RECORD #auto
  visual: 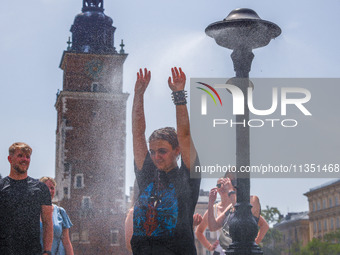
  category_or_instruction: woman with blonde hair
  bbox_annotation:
[40,177,74,255]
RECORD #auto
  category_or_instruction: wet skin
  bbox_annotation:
[8,150,31,175]
[149,139,180,173]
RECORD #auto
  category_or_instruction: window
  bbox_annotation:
[63,187,69,195]
[80,230,89,243]
[313,222,317,233]
[313,202,316,211]
[76,176,82,187]
[110,229,119,246]
[64,162,71,172]
[329,197,333,208]
[323,199,326,209]
[331,218,334,230]
[62,117,71,126]
[74,173,84,189]
[317,201,321,210]
[318,221,321,232]
[91,82,101,92]
[71,232,79,242]
[336,196,339,206]
[324,219,327,231]
[205,229,211,239]
[337,218,340,229]
[82,196,92,210]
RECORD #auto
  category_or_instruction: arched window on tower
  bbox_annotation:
[64,187,69,196]
[80,196,94,218]
[74,173,84,189]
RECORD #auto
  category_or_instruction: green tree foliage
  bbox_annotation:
[261,206,284,255]
[293,230,340,255]
[262,206,283,225]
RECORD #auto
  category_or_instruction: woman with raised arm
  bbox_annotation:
[207,176,269,252]
[130,67,201,255]
[195,177,235,254]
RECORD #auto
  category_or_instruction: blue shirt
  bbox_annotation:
[40,204,73,255]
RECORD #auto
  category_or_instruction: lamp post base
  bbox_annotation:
[226,242,263,255]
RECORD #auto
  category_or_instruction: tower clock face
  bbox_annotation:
[85,59,103,79]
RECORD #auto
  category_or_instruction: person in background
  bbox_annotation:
[195,177,233,254]
[207,176,269,252]
[39,177,74,255]
[0,142,53,255]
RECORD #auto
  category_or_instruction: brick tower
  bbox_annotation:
[54,0,129,254]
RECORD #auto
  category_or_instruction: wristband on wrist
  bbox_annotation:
[171,90,187,105]
[42,251,52,255]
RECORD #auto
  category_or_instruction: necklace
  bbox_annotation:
[149,171,162,207]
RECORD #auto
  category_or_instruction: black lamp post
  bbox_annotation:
[205,8,281,254]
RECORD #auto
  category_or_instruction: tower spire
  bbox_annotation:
[66,37,72,51]
[82,0,104,12]
[119,40,125,54]
[70,0,116,54]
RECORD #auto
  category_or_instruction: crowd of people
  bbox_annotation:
[0,67,268,255]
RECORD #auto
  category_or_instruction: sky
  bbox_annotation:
[0,0,340,216]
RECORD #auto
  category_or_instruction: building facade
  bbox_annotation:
[54,0,129,254]
[304,179,340,240]
[273,212,310,255]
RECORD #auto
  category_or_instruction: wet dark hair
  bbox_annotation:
[148,127,179,149]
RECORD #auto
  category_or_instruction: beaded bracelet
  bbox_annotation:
[171,90,187,105]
